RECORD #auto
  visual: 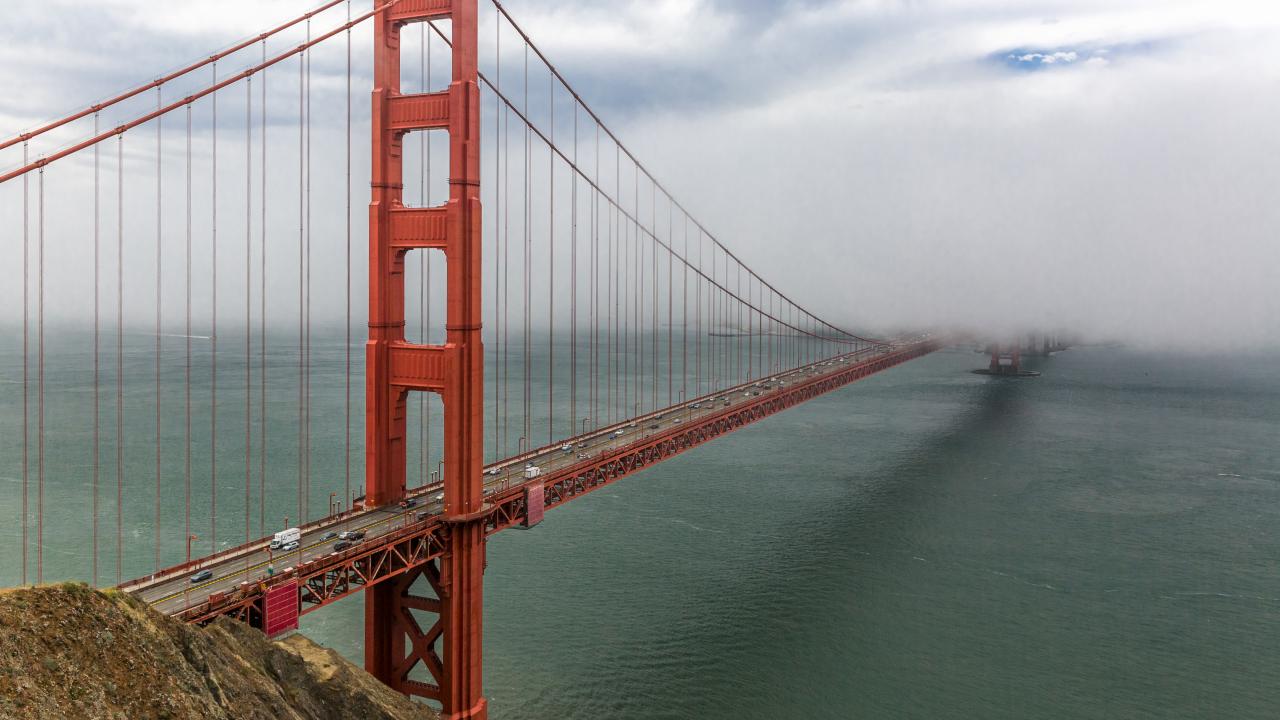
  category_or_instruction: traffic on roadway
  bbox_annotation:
[128,339,918,616]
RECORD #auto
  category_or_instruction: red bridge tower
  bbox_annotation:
[365,0,487,717]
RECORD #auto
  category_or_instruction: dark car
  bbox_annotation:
[191,569,213,583]
[348,531,365,540]
[321,531,338,540]
[398,498,418,509]
[648,424,660,430]
[333,540,352,552]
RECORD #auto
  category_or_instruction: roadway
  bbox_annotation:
[129,339,916,616]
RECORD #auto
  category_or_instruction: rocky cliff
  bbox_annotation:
[0,583,436,720]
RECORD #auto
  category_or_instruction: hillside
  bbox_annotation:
[0,583,436,720]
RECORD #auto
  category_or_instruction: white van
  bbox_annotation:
[270,527,301,550]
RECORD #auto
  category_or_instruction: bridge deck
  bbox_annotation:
[121,337,939,623]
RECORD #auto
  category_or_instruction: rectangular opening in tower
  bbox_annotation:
[399,17,453,95]
[402,129,450,209]
[403,248,447,347]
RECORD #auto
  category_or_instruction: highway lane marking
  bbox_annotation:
[148,512,403,608]
[147,350,888,610]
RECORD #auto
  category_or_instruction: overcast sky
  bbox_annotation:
[3,0,1278,350]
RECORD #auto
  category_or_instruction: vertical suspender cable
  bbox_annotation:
[587,120,594,430]
[548,71,555,445]
[695,228,701,398]
[622,162,629,417]
[37,166,45,583]
[522,44,530,448]
[425,25,432,481]
[493,19,501,458]
[633,165,640,414]
[245,77,253,541]
[667,196,672,406]
[681,213,687,404]
[345,4,352,505]
[185,104,192,561]
[117,136,124,584]
[502,101,510,457]
[727,254,733,386]
[652,183,658,410]
[631,178,637,415]
[606,143,613,424]
[736,263,742,384]
[261,40,269,536]
[637,165,645,409]
[22,142,29,586]
[591,120,599,431]
[155,88,163,572]
[303,19,313,517]
[93,115,101,586]
[424,23,435,481]
[638,173,644,411]
[722,250,727,388]
[710,242,716,388]
[619,151,624,417]
[305,19,313,518]
[570,101,577,438]
[297,48,304,524]
[651,183,657,410]
[211,61,219,554]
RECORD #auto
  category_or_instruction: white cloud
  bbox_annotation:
[2,0,1279,349]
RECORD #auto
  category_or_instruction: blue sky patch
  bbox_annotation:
[997,46,1108,71]
[993,39,1169,72]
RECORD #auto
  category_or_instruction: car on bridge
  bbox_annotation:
[190,569,213,584]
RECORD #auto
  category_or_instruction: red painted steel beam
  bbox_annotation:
[481,341,942,531]
[366,0,487,716]
[177,341,940,636]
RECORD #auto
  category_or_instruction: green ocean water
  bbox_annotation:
[3,338,1279,718]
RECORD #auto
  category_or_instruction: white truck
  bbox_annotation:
[270,527,301,550]
[523,465,542,479]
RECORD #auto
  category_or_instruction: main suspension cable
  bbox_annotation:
[0,0,350,152]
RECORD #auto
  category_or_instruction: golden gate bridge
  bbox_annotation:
[1,1,941,716]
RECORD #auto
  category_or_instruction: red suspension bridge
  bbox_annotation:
[1,1,941,717]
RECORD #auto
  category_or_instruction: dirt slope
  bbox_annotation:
[0,583,436,720]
